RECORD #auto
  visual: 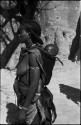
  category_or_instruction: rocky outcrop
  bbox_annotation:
[37,1,80,57]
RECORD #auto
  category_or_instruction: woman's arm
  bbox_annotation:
[23,52,40,107]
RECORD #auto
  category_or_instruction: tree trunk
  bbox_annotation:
[0,34,19,68]
[0,0,39,69]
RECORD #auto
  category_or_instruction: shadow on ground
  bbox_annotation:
[59,84,81,105]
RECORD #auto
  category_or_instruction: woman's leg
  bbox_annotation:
[31,112,41,125]
[42,120,52,125]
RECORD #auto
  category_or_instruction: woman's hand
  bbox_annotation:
[18,109,26,121]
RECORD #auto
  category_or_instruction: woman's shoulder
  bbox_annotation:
[29,46,41,57]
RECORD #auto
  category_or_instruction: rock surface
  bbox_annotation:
[38,1,80,56]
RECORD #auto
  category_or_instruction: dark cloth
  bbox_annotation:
[42,55,56,85]
[36,45,56,85]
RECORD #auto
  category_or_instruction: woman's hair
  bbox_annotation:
[19,21,43,44]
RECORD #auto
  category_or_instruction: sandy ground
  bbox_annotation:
[48,58,80,124]
[0,58,80,124]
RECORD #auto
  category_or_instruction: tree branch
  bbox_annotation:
[10,19,15,35]
[0,33,20,68]
[1,28,12,42]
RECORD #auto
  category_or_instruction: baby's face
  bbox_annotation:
[22,30,30,40]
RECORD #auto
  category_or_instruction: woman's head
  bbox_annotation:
[20,28,32,47]
[19,21,43,45]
